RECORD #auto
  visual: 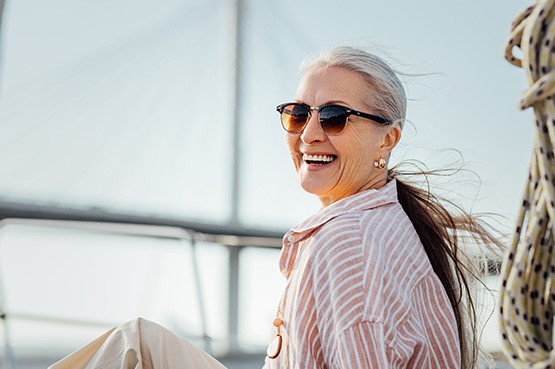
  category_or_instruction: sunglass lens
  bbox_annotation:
[319,106,347,135]
[281,104,309,133]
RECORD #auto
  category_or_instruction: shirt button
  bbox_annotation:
[287,235,295,243]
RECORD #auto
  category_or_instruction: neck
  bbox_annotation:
[318,172,388,207]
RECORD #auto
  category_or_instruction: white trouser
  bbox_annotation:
[48,318,228,369]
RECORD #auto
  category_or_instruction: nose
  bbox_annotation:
[300,111,327,144]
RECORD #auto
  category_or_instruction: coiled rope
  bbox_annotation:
[499,1,555,368]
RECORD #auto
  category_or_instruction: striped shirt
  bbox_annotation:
[263,179,460,369]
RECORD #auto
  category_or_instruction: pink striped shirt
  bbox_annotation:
[263,180,460,369]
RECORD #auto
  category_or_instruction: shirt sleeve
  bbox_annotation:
[404,274,461,368]
[331,321,389,369]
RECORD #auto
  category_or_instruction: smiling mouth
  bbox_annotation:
[303,153,337,165]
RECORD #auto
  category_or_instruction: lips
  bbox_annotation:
[302,153,337,165]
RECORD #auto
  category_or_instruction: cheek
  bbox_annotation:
[285,132,295,148]
[335,127,383,167]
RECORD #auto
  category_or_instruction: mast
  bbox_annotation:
[229,0,243,227]
[226,0,244,351]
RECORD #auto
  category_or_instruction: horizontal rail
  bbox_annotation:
[0,201,287,243]
[0,218,194,241]
[0,217,283,248]
[3,312,117,330]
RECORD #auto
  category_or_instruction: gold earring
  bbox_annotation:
[373,158,386,169]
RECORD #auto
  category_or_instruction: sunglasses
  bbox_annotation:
[276,102,392,135]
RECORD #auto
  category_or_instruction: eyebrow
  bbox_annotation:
[327,100,351,107]
[293,99,352,107]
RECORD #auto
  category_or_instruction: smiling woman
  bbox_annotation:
[49,46,503,369]
[267,46,504,369]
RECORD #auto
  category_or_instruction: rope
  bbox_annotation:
[499,1,555,368]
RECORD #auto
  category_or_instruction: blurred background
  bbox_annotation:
[0,0,533,368]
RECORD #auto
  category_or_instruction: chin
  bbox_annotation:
[299,180,330,198]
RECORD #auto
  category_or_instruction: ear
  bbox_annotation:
[378,125,401,158]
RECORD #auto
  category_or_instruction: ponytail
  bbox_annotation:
[389,167,503,369]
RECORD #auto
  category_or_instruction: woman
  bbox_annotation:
[264,46,499,369]
[50,46,498,369]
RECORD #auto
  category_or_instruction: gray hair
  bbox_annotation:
[299,46,407,128]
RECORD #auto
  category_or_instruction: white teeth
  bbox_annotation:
[303,154,336,163]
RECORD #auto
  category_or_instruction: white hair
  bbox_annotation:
[299,46,407,128]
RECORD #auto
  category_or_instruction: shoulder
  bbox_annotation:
[358,201,418,248]
[305,213,366,286]
[307,200,432,283]
[358,201,432,281]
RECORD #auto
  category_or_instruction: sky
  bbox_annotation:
[0,0,535,354]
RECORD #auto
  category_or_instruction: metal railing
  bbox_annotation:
[0,201,286,367]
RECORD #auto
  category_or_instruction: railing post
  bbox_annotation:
[189,236,211,354]
[0,226,17,369]
[226,244,243,352]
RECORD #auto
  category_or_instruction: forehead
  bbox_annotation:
[295,67,372,107]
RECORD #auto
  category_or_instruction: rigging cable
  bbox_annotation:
[499,1,555,368]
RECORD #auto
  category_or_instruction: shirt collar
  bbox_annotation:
[284,179,399,245]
